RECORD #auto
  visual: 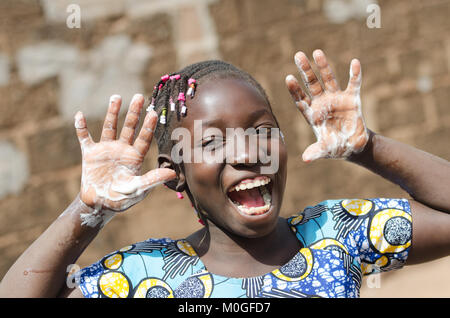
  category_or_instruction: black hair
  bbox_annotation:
[150,60,277,155]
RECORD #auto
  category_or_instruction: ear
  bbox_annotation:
[157,153,186,192]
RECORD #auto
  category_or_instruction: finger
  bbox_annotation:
[294,51,323,97]
[138,168,177,192]
[74,111,94,148]
[100,95,122,142]
[133,109,158,157]
[302,142,325,163]
[119,94,145,144]
[312,49,339,92]
[346,59,362,95]
[285,74,312,119]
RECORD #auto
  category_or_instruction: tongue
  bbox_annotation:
[228,187,265,208]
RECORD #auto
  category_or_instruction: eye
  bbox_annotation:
[202,136,223,149]
[256,126,273,136]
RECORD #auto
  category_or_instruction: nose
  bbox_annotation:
[225,134,259,167]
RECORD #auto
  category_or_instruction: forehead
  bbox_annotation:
[182,77,273,129]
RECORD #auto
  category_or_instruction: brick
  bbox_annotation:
[58,34,152,120]
[0,78,60,130]
[41,0,125,24]
[0,52,10,86]
[433,86,450,118]
[0,180,72,234]
[377,93,426,132]
[127,13,173,47]
[415,2,450,36]
[413,125,450,160]
[0,141,29,200]
[209,0,242,36]
[399,45,448,79]
[26,124,82,174]
[16,41,78,85]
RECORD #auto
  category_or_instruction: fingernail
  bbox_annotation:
[74,111,84,129]
[110,94,121,103]
[286,74,296,82]
[131,93,144,103]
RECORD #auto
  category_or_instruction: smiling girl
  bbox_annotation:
[1,50,449,298]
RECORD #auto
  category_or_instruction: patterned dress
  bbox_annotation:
[77,198,412,298]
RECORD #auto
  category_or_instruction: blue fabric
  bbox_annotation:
[77,198,412,298]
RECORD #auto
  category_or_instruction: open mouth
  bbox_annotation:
[227,176,272,216]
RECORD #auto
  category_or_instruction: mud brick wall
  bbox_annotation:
[0,0,449,297]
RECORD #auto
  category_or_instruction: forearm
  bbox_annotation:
[0,195,102,297]
[348,130,450,213]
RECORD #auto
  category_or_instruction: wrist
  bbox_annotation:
[346,129,376,164]
[65,194,115,229]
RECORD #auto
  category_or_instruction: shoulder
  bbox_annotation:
[77,237,182,298]
[287,198,411,250]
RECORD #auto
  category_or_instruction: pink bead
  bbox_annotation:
[177,92,186,101]
[176,192,184,199]
[161,74,170,82]
[170,74,181,81]
[188,78,196,85]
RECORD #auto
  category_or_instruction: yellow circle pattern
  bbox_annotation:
[99,272,130,298]
[309,238,348,254]
[196,271,213,298]
[342,199,373,216]
[133,278,174,298]
[290,214,304,226]
[271,248,313,282]
[119,245,133,252]
[369,209,412,254]
[177,240,197,257]
[103,253,123,270]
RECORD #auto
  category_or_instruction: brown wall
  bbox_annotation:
[0,0,449,297]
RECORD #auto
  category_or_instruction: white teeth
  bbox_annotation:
[260,185,271,205]
[230,177,271,192]
[234,203,271,216]
[230,183,272,216]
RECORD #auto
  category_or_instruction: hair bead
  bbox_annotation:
[178,92,187,116]
[146,97,156,112]
[159,107,167,124]
[161,74,170,82]
[186,78,197,98]
[169,96,176,111]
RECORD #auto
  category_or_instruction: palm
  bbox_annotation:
[286,50,369,162]
[75,94,176,212]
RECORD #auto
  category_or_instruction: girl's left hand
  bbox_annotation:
[286,49,369,163]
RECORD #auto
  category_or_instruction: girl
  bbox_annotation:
[0,50,449,298]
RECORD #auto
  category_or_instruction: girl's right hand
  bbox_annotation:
[75,94,176,215]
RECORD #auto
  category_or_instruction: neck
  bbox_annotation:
[187,217,301,277]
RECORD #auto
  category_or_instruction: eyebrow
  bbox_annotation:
[201,108,273,129]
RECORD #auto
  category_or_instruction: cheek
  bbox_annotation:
[184,162,223,198]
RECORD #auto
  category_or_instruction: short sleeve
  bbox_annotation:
[76,238,175,298]
[348,198,413,275]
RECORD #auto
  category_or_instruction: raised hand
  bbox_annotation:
[74,94,176,226]
[286,49,369,163]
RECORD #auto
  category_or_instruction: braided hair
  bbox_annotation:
[149,60,278,155]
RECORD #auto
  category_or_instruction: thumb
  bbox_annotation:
[138,168,177,192]
[302,142,325,163]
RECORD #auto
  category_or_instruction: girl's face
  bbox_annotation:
[179,77,288,238]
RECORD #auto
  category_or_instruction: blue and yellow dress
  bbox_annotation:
[77,198,412,298]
